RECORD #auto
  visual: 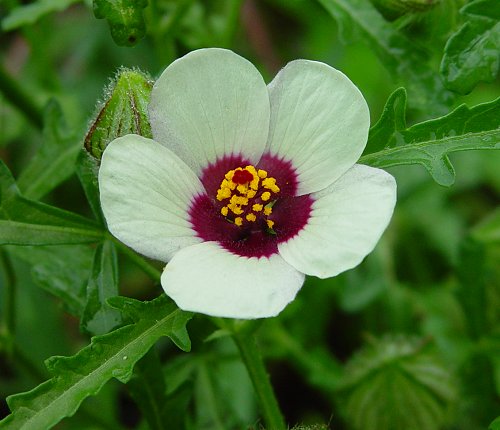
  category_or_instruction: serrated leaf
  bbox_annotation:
[0,295,192,430]
[81,240,122,335]
[6,244,93,316]
[0,161,103,245]
[1,0,80,31]
[440,0,500,94]
[93,0,148,46]
[17,99,81,200]
[336,335,457,430]
[361,92,500,186]
[316,0,454,114]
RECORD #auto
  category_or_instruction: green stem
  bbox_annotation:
[108,234,162,282]
[232,330,286,430]
[0,64,44,129]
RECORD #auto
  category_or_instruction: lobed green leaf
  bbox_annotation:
[316,0,454,114]
[0,296,192,430]
[0,161,103,245]
[361,89,500,186]
[440,0,500,94]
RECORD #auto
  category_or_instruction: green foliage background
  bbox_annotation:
[0,0,499,429]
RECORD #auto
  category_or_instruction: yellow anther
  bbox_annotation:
[261,192,271,201]
[252,203,263,212]
[230,195,248,206]
[237,184,248,194]
[225,170,235,180]
[250,178,259,191]
[263,206,273,216]
[246,213,257,222]
[216,188,232,201]
[262,177,276,188]
[228,203,243,215]
[246,190,256,199]
[221,206,229,216]
[234,217,243,226]
[266,219,275,229]
[258,169,267,179]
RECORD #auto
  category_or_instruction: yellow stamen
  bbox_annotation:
[246,213,257,222]
[266,219,274,229]
[221,206,229,216]
[252,203,263,212]
[261,192,271,201]
[234,217,243,227]
[263,206,272,216]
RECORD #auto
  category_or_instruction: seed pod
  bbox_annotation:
[84,69,153,160]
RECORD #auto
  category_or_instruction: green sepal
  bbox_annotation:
[362,91,500,186]
[84,68,153,160]
[93,0,148,46]
[0,296,192,430]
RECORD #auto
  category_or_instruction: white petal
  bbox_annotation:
[99,135,203,261]
[149,48,270,175]
[161,242,305,319]
[266,60,370,195]
[278,164,396,278]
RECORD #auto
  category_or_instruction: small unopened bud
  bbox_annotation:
[85,69,153,160]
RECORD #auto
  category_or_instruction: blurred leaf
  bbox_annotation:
[316,0,453,114]
[336,335,457,430]
[81,240,121,336]
[93,0,148,46]
[361,92,500,186]
[7,245,93,316]
[0,296,192,430]
[1,0,80,31]
[0,161,103,245]
[490,416,500,430]
[17,100,81,200]
[84,68,153,159]
[127,348,168,430]
[471,208,500,243]
[440,0,500,94]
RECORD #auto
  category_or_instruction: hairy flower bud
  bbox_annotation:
[84,69,153,160]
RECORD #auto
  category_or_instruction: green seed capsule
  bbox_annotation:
[84,69,153,160]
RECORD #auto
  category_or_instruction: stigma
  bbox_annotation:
[216,165,279,230]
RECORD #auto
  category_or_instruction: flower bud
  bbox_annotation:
[84,69,153,160]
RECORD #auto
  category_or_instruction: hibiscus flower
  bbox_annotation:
[99,48,396,319]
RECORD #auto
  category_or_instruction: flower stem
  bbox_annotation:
[232,330,286,430]
[0,64,44,129]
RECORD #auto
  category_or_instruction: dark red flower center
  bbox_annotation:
[189,153,313,258]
